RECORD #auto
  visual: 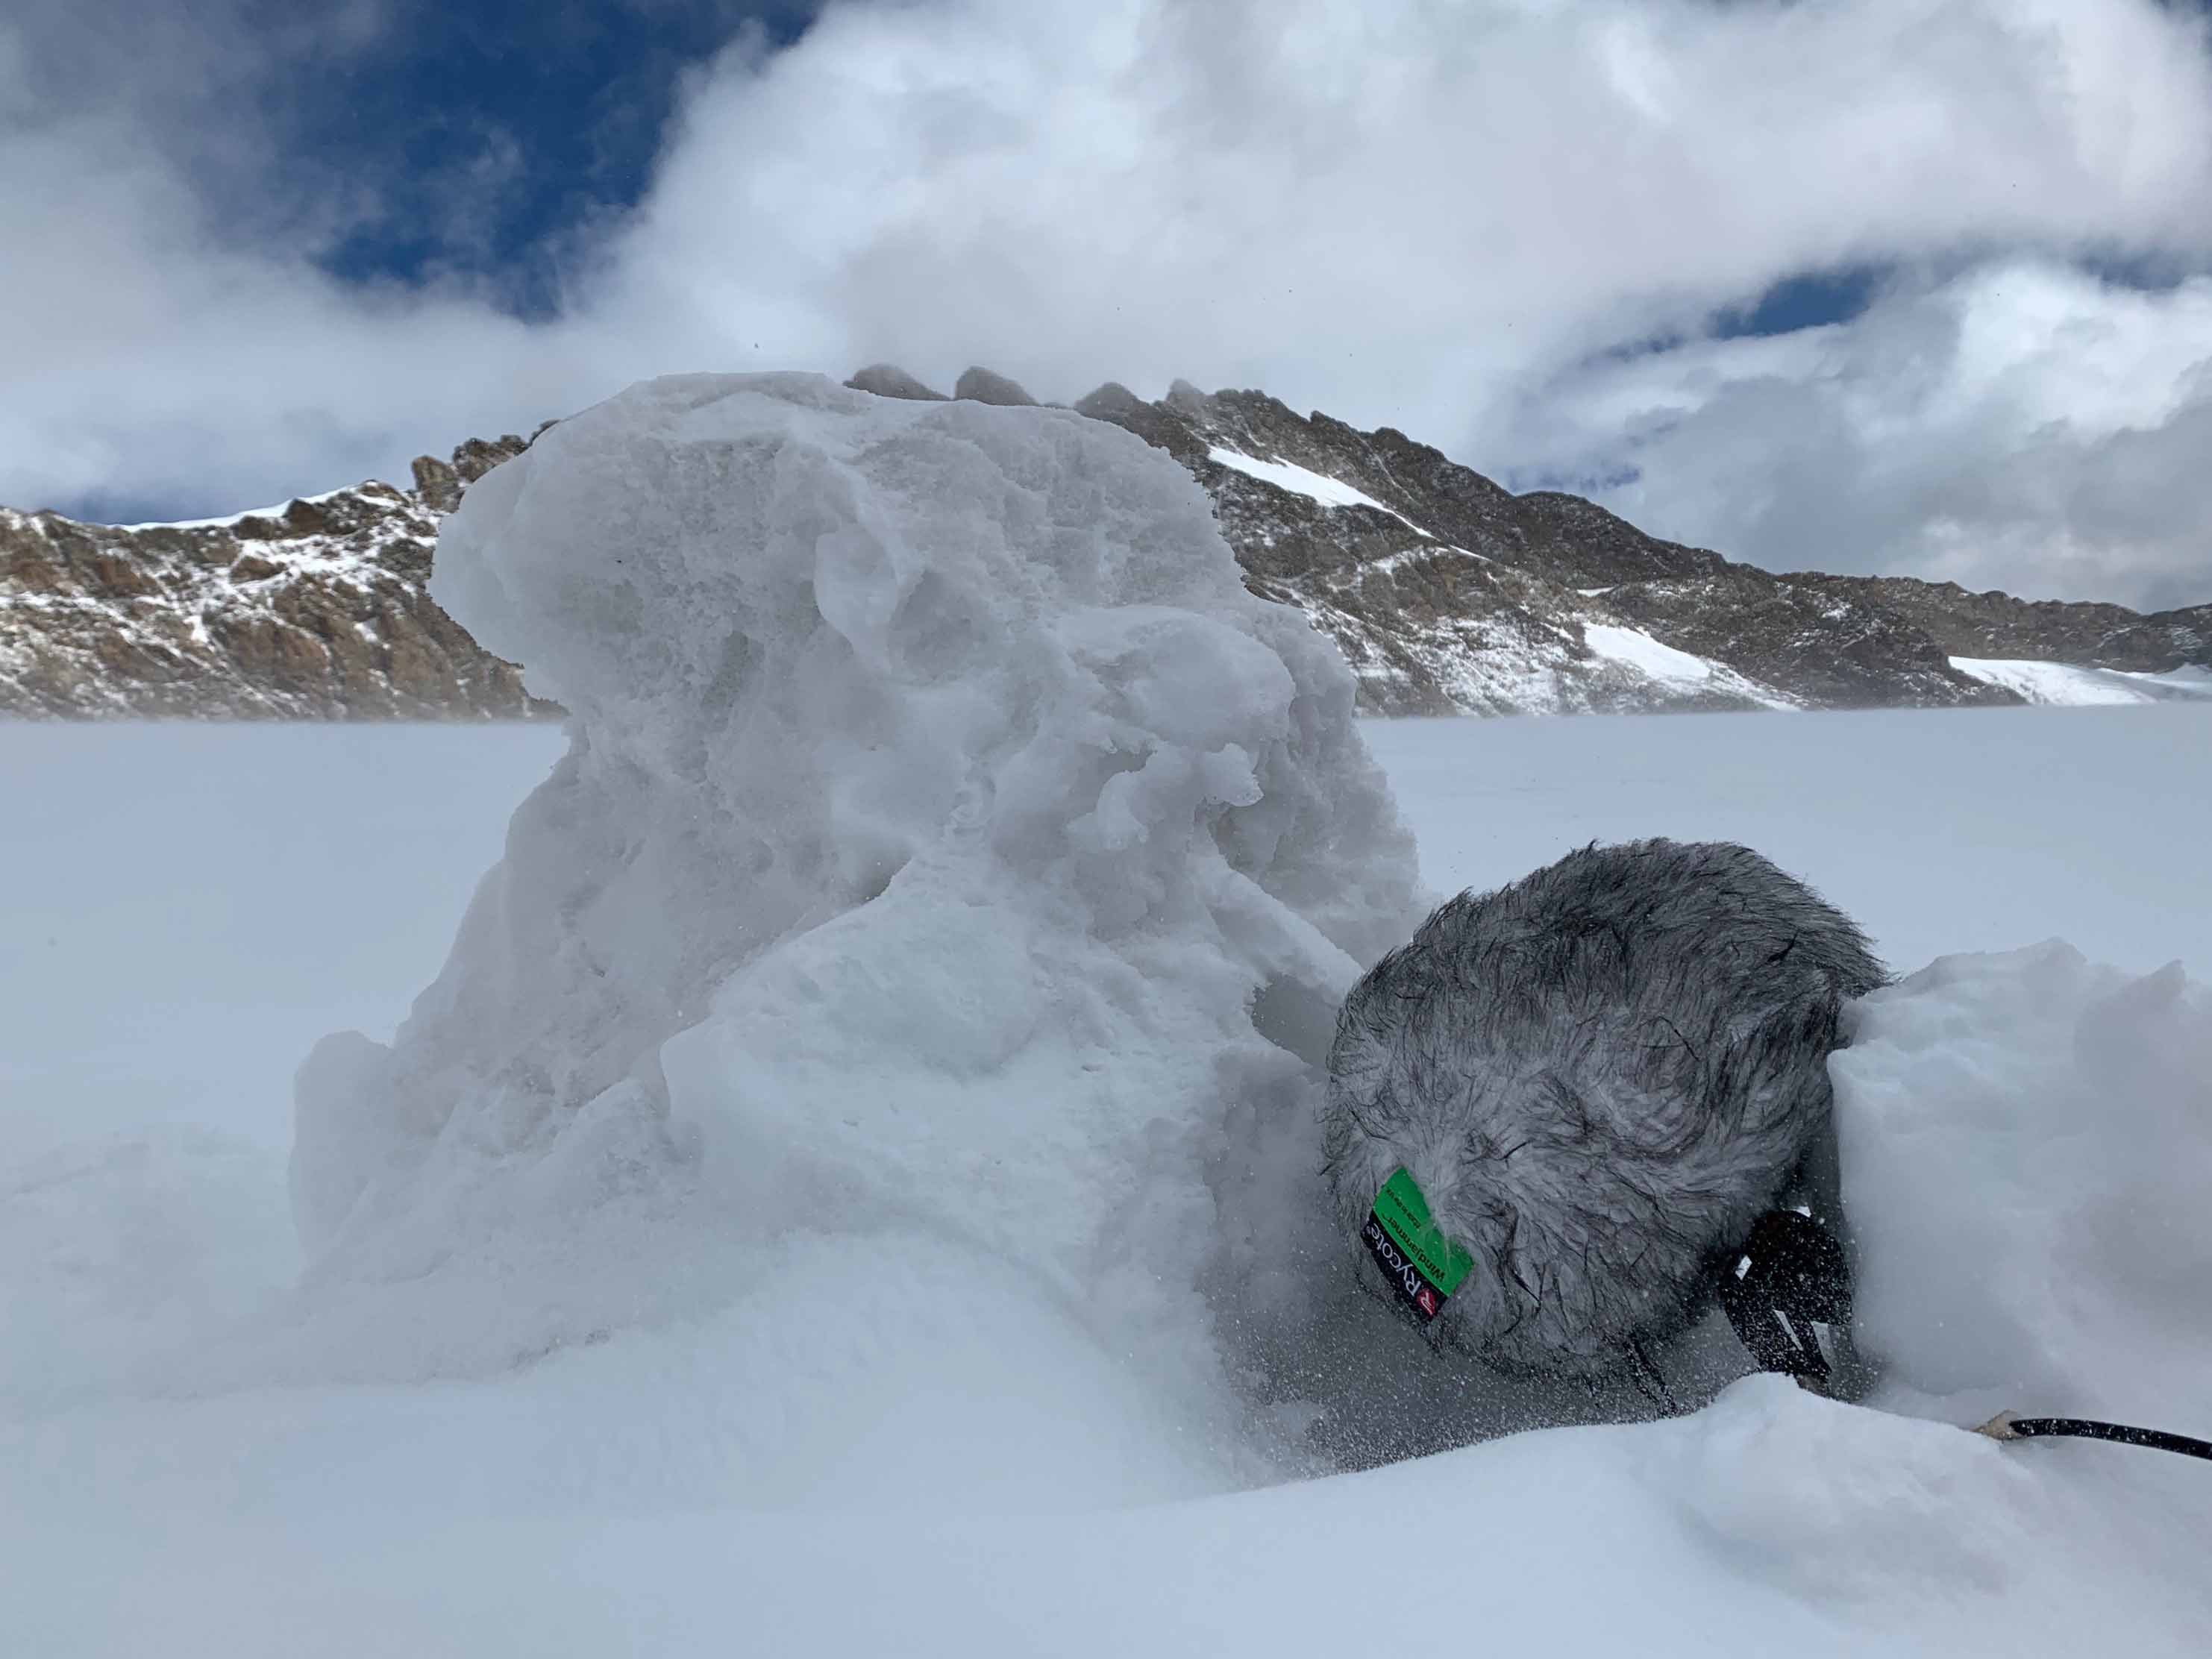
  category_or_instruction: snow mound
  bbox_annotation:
[1837,942,2212,1431]
[289,374,1420,1452]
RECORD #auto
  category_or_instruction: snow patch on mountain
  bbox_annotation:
[1950,656,2212,705]
[1205,445,1432,536]
[1585,621,1718,683]
[1584,622,1799,710]
[1286,577,1798,718]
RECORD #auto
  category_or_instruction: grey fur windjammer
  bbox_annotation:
[1321,838,1886,1378]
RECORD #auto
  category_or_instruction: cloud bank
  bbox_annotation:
[4,0,2210,605]
[1523,262,2212,610]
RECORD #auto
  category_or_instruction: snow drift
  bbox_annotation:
[12,705,2212,1651]
[1839,941,2212,1435]
[289,372,1419,1461]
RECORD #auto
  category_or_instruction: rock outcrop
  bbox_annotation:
[1068,382,1999,713]
[1,439,552,719]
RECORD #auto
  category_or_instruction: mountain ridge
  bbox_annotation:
[3,367,2205,718]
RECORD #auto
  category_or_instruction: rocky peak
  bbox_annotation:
[951,366,1038,406]
[842,363,950,402]
[1059,380,1990,713]
[1,435,557,719]
[410,430,540,514]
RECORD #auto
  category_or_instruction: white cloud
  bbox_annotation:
[1523,262,2212,609]
[0,0,581,514]
[603,0,2212,430]
[3,0,2211,609]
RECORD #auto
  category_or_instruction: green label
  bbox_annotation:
[1372,1167,1473,1297]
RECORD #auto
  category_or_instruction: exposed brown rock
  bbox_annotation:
[1074,383,2014,712]
[0,439,558,721]
[451,435,530,485]
[844,363,948,401]
[412,455,464,515]
[953,366,1038,406]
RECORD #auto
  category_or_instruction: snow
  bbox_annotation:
[1582,620,1717,682]
[1360,544,1474,578]
[1576,620,1798,709]
[1296,592,1795,717]
[0,724,564,1164]
[1950,656,2212,705]
[1206,444,1433,533]
[1840,944,2212,1434]
[4,391,2211,1654]
[113,486,354,532]
[1580,621,1798,709]
[293,370,1419,1413]
[1365,706,2212,976]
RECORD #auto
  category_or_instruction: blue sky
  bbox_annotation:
[286,1,1886,338]
[293,1,817,311]
[257,0,1889,338]
[6,0,2212,609]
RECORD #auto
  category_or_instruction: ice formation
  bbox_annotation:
[290,371,1420,1420]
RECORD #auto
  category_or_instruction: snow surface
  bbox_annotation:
[4,386,2211,1653]
[1206,445,1433,533]
[1950,656,2212,705]
[0,724,563,1163]
[1365,706,2212,976]
[1584,621,1717,682]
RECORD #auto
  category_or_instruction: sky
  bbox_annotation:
[3,0,2210,611]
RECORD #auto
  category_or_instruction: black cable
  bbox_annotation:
[1711,1214,2210,1467]
[1997,1415,2212,1463]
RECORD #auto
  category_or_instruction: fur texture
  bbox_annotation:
[1322,838,1885,1377]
